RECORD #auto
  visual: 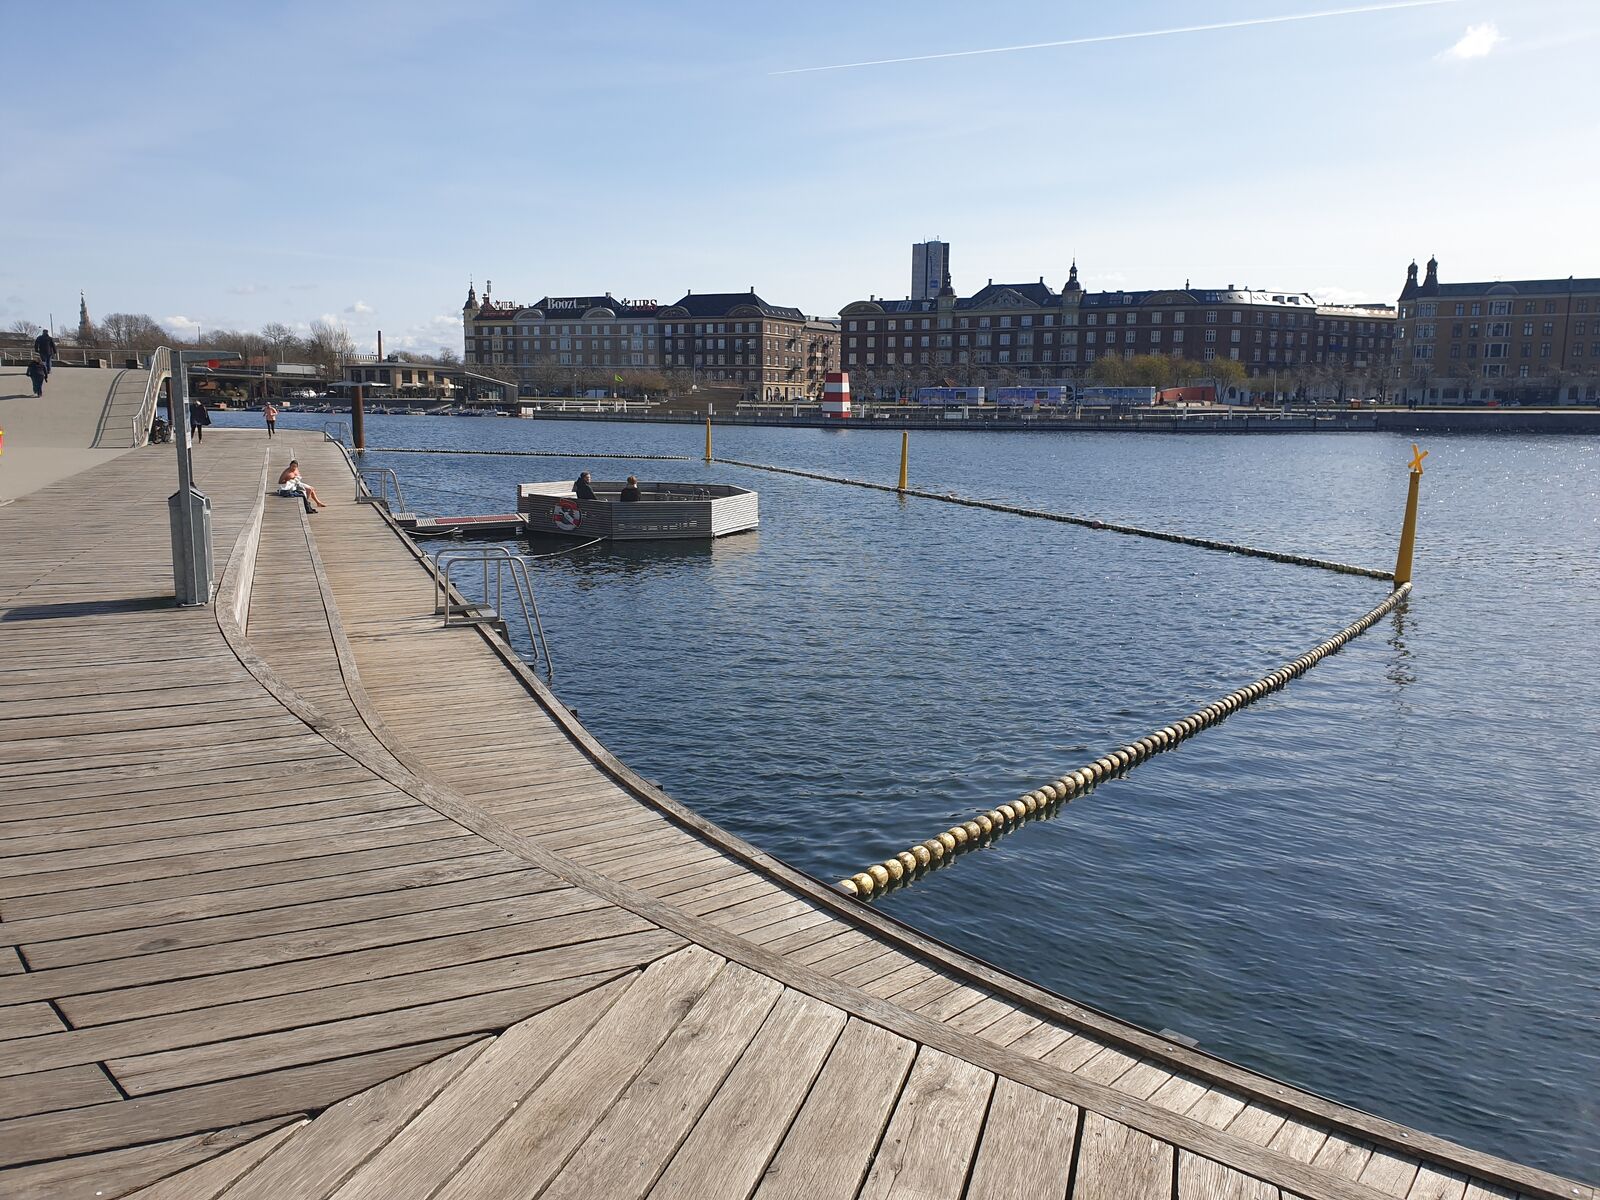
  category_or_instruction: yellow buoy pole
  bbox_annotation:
[704,414,712,463]
[898,430,908,491]
[1392,442,1427,588]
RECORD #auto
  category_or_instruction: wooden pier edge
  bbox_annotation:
[274,441,1592,1200]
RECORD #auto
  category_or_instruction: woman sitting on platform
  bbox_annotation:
[619,475,642,503]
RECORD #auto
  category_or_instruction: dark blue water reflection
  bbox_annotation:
[224,410,1600,1179]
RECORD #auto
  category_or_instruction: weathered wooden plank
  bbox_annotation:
[22,864,557,970]
[0,1064,122,1121]
[327,973,637,1200]
[1074,1110,1176,1200]
[649,989,847,1200]
[1178,1149,1281,1198]
[433,945,725,1200]
[0,1001,62,1039]
[857,1046,994,1200]
[6,886,596,1012]
[1359,1147,1422,1196]
[12,925,676,1080]
[965,1075,1079,1199]
[192,1041,488,1200]
[0,1117,302,1200]
[752,1017,918,1200]
[120,1119,308,1199]
[0,822,475,922]
[536,963,784,1200]
[1406,1166,1469,1200]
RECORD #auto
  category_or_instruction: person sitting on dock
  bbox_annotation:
[620,476,642,503]
[277,460,327,513]
[574,471,597,500]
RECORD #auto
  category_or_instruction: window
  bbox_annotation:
[1205,310,1218,323]
[1420,303,1437,317]
[1231,330,1241,343]
[847,321,857,332]
[1542,322,1554,336]
[1232,311,1242,324]
[1524,322,1535,336]
[1106,314,1117,326]
[1174,312,1185,324]
[1489,301,1511,316]
[1204,330,1217,343]
[1541,343,1552,358]
[1086,314,1097,325]
[1125,331,1135,344]
[1545,301,1557,314]
[1470,303,1482,316]
[1151,312,1163,325]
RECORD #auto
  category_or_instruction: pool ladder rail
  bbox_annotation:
[431,545,554,676]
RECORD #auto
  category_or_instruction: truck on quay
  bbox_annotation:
[993,386,1074,407]
[1078,386,1158,408]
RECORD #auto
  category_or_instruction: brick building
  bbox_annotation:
[463,282,838,401]
[839,264,1394,395]
[1394,257,1600,404]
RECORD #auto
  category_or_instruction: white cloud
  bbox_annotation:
[228,283,268,295]
[164,315,201,334]
[345,300,373,314]
[1441,22,1502,60]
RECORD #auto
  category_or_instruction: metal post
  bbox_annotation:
[898,430,909,491]
[1392,444,1427,589]
[352,384,365,451]
[168,356,214,606]
[704,415,712,463]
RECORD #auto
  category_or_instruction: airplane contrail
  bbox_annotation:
[770,0,1461,75]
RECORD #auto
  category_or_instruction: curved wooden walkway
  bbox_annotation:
[0,431,1588,1200]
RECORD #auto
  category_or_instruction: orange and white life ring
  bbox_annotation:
[553,499,583,532]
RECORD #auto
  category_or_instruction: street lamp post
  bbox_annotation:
[168,349,241,606]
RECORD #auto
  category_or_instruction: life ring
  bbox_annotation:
[553,499,583,532]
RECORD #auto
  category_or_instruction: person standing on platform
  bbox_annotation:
[189,397,210,442]
[32,329,57,377]
[263,401,278,438]
[25,357,46,396]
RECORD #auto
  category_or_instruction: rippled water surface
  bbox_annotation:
[226,410,1600,1180]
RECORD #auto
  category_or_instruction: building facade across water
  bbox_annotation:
[838,264,1395,395]
[1394,256,1600,404]
[463,282,840,401]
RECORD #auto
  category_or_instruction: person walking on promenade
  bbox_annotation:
[32,329,57,377]
[263,401,278,438]
[189,397,210,442]
[25,357,46,396]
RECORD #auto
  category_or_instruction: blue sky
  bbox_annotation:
[4,0,1595,355]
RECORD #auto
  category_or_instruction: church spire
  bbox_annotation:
[77,292,92,342]
[463,279,478,312]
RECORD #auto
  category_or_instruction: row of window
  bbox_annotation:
[1412,298,1591,319]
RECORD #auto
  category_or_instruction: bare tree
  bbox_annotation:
[7,319,42,338]
[98,313,169,360]
[306,320,356,378]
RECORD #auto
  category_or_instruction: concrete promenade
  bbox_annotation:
[0,365,151,502]
[0,428,1590,1199]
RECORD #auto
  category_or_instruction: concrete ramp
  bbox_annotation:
[0,364,147,502]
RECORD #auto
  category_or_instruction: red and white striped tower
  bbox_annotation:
[821,372,852,420]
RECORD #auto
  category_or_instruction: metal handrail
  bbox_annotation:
[131,346,173,446]
[323,421,352,445]
[430,545,553,675]
[356,466,406,511]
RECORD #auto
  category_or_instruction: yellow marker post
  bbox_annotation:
[1392,442,1427,588]
[898,430,908,491]
[704,415,712,463]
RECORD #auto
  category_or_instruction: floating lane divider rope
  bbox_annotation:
[837,581,1413,902]
[367,448,693,460]
[715,457,1389,580]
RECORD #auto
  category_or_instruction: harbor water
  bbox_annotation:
[221,410,1600,1180]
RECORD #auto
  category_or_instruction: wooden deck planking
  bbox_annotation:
[965,1075,1080,1199]
[0,435,1583,1200]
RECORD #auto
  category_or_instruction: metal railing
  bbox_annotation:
[431,545,553,674]
[323,421,351,446]
[356,466,406,512]
[131,346,173,446]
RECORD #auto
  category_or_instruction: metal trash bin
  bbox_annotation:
[168,485,214,605]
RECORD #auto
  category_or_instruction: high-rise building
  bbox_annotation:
[911,240,949,302]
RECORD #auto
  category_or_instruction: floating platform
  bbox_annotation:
[394,512,527,537]
[517,480,758,541]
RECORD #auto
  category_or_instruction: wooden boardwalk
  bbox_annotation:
[0,431,1588,1200]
